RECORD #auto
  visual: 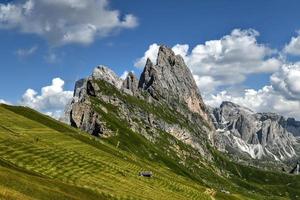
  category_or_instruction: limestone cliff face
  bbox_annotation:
[138,46,212,124]
[66,45,215,158]
[65,45,300,166]
[211,101,299,161]
[122,72,138,95]
[92,66,123,89]
[68,67,114,137]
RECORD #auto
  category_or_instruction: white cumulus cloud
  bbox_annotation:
[134,29,300,119]
[187,29,280,78]
[271,63,300,100]
[120,70,129,80]
[204,85,300,119]
[0,0,138,46]
[284,31,300,55]
[172,44,189,58]
[20,78,73,118]
[205,63,300,120]
[193,75,220,93]
[135,29,281,93]
[134,43,160,68]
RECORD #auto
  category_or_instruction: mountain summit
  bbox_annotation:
[67,45,214,158]
[67,45,300,169]
[1,46,300,200]
[211,101,299,163]
[138,46,211,123]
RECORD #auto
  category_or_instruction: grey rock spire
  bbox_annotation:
[138,45,213,125]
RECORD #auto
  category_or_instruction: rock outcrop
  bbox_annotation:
[68,66,123,137]
[92,65,123,89]
[138,46,212,124]
[211,101,298,161]
[286,118,300,137]
[65,45,300,166]
[122,72,138,95]
[66,45,215,158]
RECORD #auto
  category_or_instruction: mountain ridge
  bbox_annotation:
[67,45,215,159]
[66,45,300,167]
[1,45,300,199]
[2,102,300,199]
[211,101,300,164]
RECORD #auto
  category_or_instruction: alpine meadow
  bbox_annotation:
[1,1,300,200]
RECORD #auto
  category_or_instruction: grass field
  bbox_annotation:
[0,104,299,200]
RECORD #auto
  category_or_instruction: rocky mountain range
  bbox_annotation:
[210,101,300,163]
[67,45,215,160]
[66,45,300,168]
[1,45,300,200]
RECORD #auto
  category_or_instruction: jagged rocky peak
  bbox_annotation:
[138,45,212,123]
[67,65,125,137]
[138,58,154,90]
[211,101,299,161]
[213,101,257,141]
[66,44,216,156]
[156,45,186,67]
[122,72,138,95]
[74,46,212,126]
[73,78,87,100]
[71,65,123,100]
[220,101,254,114]
[92,65,123,89]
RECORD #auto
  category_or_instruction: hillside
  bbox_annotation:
[0,102,300,199]
[1,1,300,199]
[1,45,299,200]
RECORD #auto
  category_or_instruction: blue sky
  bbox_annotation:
[1,0,300,119]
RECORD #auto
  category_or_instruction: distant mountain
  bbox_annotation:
[1,46,300,199]
[66,45,300,167]
[210,101,300,162]
[1,97,300,199]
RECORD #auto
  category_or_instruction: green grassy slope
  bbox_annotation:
[0,104,299,200]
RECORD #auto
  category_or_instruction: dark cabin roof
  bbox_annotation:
[139,171,153,177]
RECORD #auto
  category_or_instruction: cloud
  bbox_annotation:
[0,99,10,105]
[134,43,159,68]
[15,45,38,57]
[284,31,300,55]
[204,85,300,119]
[205,62,300,120]
[135,29,281,93]
[120,70,129,80]
[0,0,138,46]
[134,30,300,119]
[270,63,300,100]
[134,43,189,68]
[193,75,220,93]
[20,78,73,118]
[172,44,189,58]
[187,29,280,79]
